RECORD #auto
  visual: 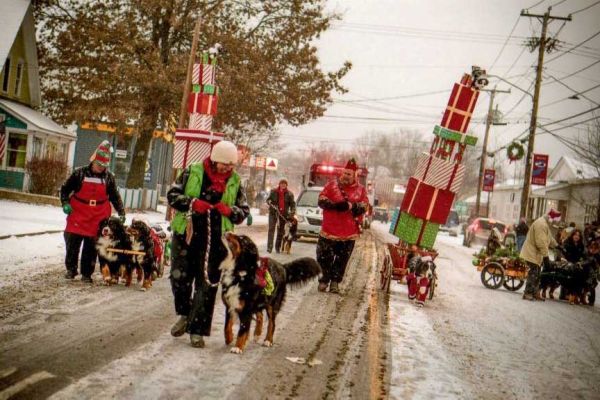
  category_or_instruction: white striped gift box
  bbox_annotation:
[413,152,465,194]
[188,113,213,131]
[172,130,224,169]
[192,63,216,86]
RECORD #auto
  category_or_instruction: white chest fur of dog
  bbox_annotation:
[219,237,242,314]
[96,236,118,262]
[130,238,145,264]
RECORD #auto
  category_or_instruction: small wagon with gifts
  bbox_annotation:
[380,241,439,298]
[473,250,528,291]
[379,67,489,306]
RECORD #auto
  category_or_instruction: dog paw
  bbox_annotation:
[262,340,273,347]
[253,335,261,343]
[230,347,243,354]
[139,287,147,292]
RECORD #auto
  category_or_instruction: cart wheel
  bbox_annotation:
[481,262,505,289]
[428,274,437,300]
[502,277,524,291]
[380,255,392,292]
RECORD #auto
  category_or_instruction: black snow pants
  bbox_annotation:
[64,231,97,277]
[316,236,355,284]
[170,216,227,336]
[267,212,287,252]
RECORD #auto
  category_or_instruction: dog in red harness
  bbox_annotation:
[406,255,436,307]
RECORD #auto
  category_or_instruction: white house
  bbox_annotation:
[488,156,599,227]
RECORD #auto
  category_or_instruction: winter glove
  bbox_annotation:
[119,214,126,224]
[542,256,551,270]
[191,199,212,214]
[214,202,232,217]
[333,201,351,211]
[62,204,72,215]
[351,202,367,217]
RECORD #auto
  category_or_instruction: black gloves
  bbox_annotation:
[542,256,551,269]
[351,202,367,217]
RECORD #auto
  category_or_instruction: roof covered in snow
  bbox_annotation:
[0,98,75,139]
[0,0,29,70]
[549,156,599,181]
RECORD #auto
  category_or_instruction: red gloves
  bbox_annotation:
[214,202,232,217]
[192,199,212,214]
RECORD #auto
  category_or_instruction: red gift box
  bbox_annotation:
[440,83,479,133]
[187,93,219,115]
[400,177,455,224]
[413,152,465,193]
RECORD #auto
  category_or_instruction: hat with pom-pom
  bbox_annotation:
[547,208,562,222]
[90,140,113,168]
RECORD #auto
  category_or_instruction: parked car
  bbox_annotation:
[439,210,460,236]
[373,207,389,223]
[463,217,508,248]
[295,187,323,239]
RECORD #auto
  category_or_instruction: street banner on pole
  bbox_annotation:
[482,169,495,192]
[531,154,549,186]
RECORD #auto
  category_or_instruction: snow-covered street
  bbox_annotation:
[1,200,599,399]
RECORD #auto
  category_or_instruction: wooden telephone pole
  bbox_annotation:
[475,86,510,217]
[519,7,571,220]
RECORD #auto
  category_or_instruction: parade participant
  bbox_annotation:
[266,178,296,253]
[316,158,369,294]
[515,217,529,252]
[563,229,585,263]
[60,140,126,282]
[167,140,249,348]
[520,208,560,301]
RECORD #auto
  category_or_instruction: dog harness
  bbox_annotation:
[257,257,275,296]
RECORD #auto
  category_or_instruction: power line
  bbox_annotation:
[548,58,600,82]
[545,29,600,63]
[542,104,600,126]
[526,0,548,9]
[490,17,521,71]
[550,0,568,7]
[543,73,600,105]
[334,89,450,103]
[571,0,600,14]
[539,82,600,108]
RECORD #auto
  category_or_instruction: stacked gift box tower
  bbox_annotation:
[389,69,487,249]
[173,50,224,169]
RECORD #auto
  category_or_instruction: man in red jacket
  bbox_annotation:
[316,158,369,294]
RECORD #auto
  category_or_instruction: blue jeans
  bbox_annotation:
[516,235,526,252]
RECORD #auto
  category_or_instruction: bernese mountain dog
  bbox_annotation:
[220,232,321,354]
[126,219,156,291]
[280,216,298,254]
[96,216,131,285]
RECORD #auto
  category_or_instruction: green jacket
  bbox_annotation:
[171,163,241,235]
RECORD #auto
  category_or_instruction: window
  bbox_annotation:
[7,132,27,169]
[584,205,598,224]
[33,137,43,158]
[46,141,58,159]
[14,60,24,96]
[2,58,10,92]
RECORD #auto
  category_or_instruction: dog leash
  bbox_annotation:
[185,202,220,288]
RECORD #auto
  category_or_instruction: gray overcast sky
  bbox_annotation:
[278,0,600,170]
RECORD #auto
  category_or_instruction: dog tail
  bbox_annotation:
[283,257,322,287]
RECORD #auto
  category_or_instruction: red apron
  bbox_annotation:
[65,176,112,237]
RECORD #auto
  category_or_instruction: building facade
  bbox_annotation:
[0,2,76,191]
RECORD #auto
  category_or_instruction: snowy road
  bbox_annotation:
[371,223,600,400]
[1,199,599,399]
[0,200,388,399]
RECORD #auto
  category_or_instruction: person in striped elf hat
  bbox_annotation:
[60,140,126,283]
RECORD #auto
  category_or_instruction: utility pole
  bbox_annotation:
[519,7,571,220]
[165,16,202,220]
[475,86,510,217]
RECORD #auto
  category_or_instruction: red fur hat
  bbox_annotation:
[344,158,358,171]
[547,208,562,222]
